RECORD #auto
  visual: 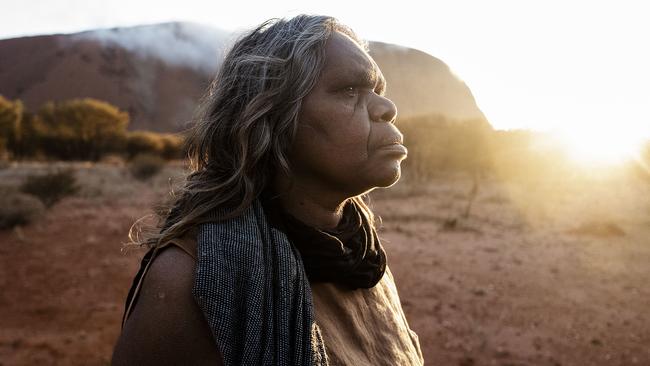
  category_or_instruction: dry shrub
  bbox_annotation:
[126,131,165,158]
[19,169,79,208]
[0,190,45,229]
[35,98,129,161]
[100,154,126,166]
[129,154,165,181]
[399,114,491,181]
[159,133,185,160]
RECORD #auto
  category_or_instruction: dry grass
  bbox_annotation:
[371,169,650,365]
[0,160,187,203]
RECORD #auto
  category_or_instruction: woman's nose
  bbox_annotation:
[370,95,398,124]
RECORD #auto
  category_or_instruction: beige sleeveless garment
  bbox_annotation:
[124,234,424,366]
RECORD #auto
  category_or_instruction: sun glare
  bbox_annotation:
[556,128,646,165]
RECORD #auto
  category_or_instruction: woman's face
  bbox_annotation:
[289,31,406,197]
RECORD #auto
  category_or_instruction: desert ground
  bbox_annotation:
[1,162,649,365]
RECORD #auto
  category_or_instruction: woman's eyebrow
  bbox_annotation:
[341,66,386,90]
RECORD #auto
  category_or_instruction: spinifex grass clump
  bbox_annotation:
[19,169,79,208]
[0,190,45,229]
[129,153,165,181]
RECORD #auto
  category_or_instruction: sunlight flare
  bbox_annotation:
[555,127,646,165]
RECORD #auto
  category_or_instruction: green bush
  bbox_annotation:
[129,154,165,181]
[0,190,45,229]
[19,169,79,208]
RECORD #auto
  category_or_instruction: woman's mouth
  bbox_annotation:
[378,143,408,157]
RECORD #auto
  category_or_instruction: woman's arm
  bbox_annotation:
[112,246,223,365]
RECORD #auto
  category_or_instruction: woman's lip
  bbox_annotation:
[378,143,408,156]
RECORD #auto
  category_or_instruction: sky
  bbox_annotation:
[2,0,649,159]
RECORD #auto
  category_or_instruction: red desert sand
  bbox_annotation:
[1,162,649,365]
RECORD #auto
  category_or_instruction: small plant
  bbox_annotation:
[19,169,79,208]
[129,154,165,181]
[0,191,45,229]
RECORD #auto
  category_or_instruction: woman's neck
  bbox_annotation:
[272,176,348,230]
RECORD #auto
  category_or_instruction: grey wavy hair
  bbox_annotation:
[132,14,375,247]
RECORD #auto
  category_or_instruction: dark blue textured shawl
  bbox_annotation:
[192,199,328,365]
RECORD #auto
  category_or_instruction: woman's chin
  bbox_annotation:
[373,165,402,189]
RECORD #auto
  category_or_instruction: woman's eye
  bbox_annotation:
[343,86,358,97]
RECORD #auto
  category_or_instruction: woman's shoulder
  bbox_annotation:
[112,240,221,365]
[139,244,197,301]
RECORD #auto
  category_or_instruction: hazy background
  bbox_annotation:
[1,2,650,365]
[2,0,650,158]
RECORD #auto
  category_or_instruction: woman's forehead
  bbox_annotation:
[322,32,385,87]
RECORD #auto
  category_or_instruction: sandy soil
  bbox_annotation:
[1,163,649,365]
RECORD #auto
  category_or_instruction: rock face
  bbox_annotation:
[0,22,487,132]
[369,42,485,122]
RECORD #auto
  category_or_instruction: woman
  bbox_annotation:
[112,14,423,365]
